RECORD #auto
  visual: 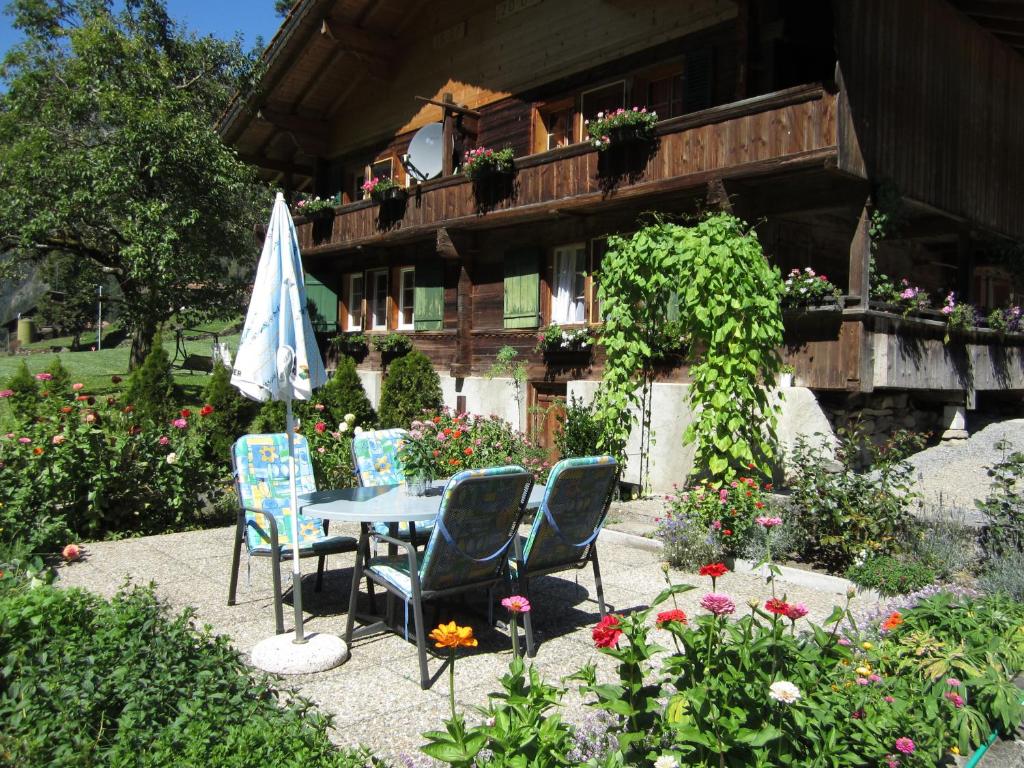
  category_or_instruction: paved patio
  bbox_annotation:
[56,524,865,761]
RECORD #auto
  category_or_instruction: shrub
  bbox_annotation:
[43,355,73,401]
[372,331,413,358]
[123,334,177,422]
[906,508,978,583]
[655,475,769,559]
[787,427,924,572]
[845,555,938,596]
[554,395,603,459]
[741,503,805,563]
[976,443,1024,561]
[978,548,1024,601]
[378,351,442,428]
[317,356,375,429]
[199,363,260,465]
[2,359,39,423]
[655,506,721,570]
[0,581,378,767]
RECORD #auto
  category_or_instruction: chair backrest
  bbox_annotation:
[519,456,618,573]
[418,466,534,594]
[233,433,323,551]
[351,428,410,487]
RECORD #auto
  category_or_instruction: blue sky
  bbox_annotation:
[0,1,283,59]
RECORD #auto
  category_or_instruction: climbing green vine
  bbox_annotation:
[593,213,784,482]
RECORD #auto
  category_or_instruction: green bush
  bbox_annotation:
[200,363,260,464]
[977,444,1024,561]
[3,359,39,423]
[978,549,1024,601]
[377,350,442,428]
[317,356,375,428]
[554,395,603,459]
[787,428,924,572]
[845,555,937,596]
[43,355,73,401]
[0,581,378,767]
[123,334,177,423]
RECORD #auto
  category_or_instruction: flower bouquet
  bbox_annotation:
[462,146,514,181]
[585,107,657,151]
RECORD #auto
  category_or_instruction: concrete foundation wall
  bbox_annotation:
[439,375,525,430]
[356,369,382,408]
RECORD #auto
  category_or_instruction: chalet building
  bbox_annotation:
[220,0,1024,488]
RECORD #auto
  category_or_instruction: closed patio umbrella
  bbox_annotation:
[232,192,345,671]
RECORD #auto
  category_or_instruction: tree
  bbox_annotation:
[0,0,267,368]
[275,0,294,17]
[377,351,443,428]
[123,334,177,423]
[316,356,376,429]
[34,253,107,349]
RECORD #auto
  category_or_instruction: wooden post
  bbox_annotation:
[706,178,733,213]
[848,201,872,305]
[441,92,455,177]
[452,258,474,377]
[957,226,973,302]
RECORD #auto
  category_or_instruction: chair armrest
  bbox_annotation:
[369,531,421,578]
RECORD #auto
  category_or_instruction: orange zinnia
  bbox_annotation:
[881,611,904,632]
[429,621,478,649]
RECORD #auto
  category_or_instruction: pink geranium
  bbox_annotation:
[700,593,736,616]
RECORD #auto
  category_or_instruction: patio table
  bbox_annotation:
[298,480,546,640]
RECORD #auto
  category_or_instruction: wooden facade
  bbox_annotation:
[221,0,1024,450]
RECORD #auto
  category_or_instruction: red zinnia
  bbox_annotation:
[314,421,327,433]
[200,404,214,417]
[463,447,473,456]
[765,598,790,615]
[592,614,622,648]
[722,529,733,536]
[655,609,687,628]
[180,409,191,418]
[699,563,729,578]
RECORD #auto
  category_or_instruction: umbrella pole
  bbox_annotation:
[285,394,307,644]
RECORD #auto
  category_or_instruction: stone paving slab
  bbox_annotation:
[55,525,873,761]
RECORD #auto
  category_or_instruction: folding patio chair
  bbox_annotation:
[351,428,435,542]
[228,433,361,634]
[345,465,534,688]
[510,455,618,656]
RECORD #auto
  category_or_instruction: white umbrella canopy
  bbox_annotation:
[232,192,329,649]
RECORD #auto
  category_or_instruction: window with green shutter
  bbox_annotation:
[414,261,444,331]
[504,247,540,329]
[304,273,338,332]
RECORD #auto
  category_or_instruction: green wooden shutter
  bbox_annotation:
[414,260,444,331]
[504,247,540,329]
[304,273,338,332]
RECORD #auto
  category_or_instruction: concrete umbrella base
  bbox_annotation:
[250,632,348,674]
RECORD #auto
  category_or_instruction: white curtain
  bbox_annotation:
[552,248,584,324]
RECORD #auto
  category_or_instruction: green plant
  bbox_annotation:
[788,428,925,572]
[0,581,379,767]
[43,356,74,400]
[845,555,938,596]
[2,359,39,423]
[487,345,527,416]
[554,394,603,460]
[986,305,1023,334]
[330,331,370,357]
[533,324,592,353]
[657,475,769,558]
[594,213,784,481]
[361,176,400,199]
[942,292,978,342]
[293,194,336,217]
[378,350,442,428]
[123,334,177,422]
[976,443,1024,561]
[585,106,658,150]
[462,146,515,181]
[978,549,1024,601]
[317,356,376,429]
[199,362,260,464]
[372,332,413,358]
[780,267,841,308]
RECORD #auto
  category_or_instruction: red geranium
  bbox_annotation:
[699,563,729,578]
[200,404,214,417]
[765,598,790,615]
[655,609,688,628]
[592,614,622,648]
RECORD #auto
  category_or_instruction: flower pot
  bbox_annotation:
[607,125,651,146]
[373,186,408,204]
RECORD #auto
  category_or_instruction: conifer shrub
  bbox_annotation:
[3,360,39,423]
[200,363,260,464]
[377,350,442,428]
[43,356,73,401]
[317,356,375,428]
[123,335,177,423]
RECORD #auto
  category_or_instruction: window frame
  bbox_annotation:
[578,80,626,141]
[397,266,415,330]
[549,242,588,326]
[344,272,365,331]
[367,268,389,331]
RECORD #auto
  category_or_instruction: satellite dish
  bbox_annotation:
[405,122,446,181]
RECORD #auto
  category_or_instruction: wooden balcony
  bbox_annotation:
[296,84,839,254]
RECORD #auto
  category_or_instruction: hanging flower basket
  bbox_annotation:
[362,177,407,205]
[586,107,657,151]
[292,195,336,220]
[462,146,515,182]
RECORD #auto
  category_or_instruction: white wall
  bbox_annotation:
[439,374,525,430]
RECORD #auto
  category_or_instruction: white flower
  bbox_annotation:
[769,680,801,704]
[339,422,349,433]
[654,757,679,768]
[354,426,364,435]
[344,413,355,423]
[166,452,178,465]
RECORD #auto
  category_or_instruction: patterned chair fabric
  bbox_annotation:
[351,428,435,540]
[233,433,327,553]
[367,466,533,597]
[517,455,618,573]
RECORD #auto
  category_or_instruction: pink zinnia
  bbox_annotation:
[158,435,170,446]
[62,543,81,562]
[884,695,895,703]
[945,692,964,708]
[72,382,85,391]
[755,516,783,528]
[946,678,961,687]
[0,389,12,398]
[35,372,53,381]
[172,418,188,429]
[501,595,531,613]
[700,593,735,616]
[17,437,31,444]
[314,421,327,433]
[52,434,65,445]
[855,677,869,686]
[894,738,915,754]
[783,602,808,621]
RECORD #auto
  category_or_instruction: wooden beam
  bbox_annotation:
[237,154,314,176]
[436,227,460,259]
[320,19,396,58]
[955,1,1024,21]
[848,200,872,305]
[441,93,455,177]
[414,95,482,119]
[257,107,328,142]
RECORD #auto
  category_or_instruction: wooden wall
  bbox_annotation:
[834,0,1024,240]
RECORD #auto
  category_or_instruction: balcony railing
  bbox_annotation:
[295,84,839,253]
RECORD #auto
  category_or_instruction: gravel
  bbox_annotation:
[906,418,1024,525]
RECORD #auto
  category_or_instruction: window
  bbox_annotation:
[532,97,575,154]
[647,72,685,119]
[368,269,388,330]
[589,238,608,323]
[546,106,574,150]
[580,81,625,138]
[551,244,587,325]
[345,273,364,331]
[397,267,415,329]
